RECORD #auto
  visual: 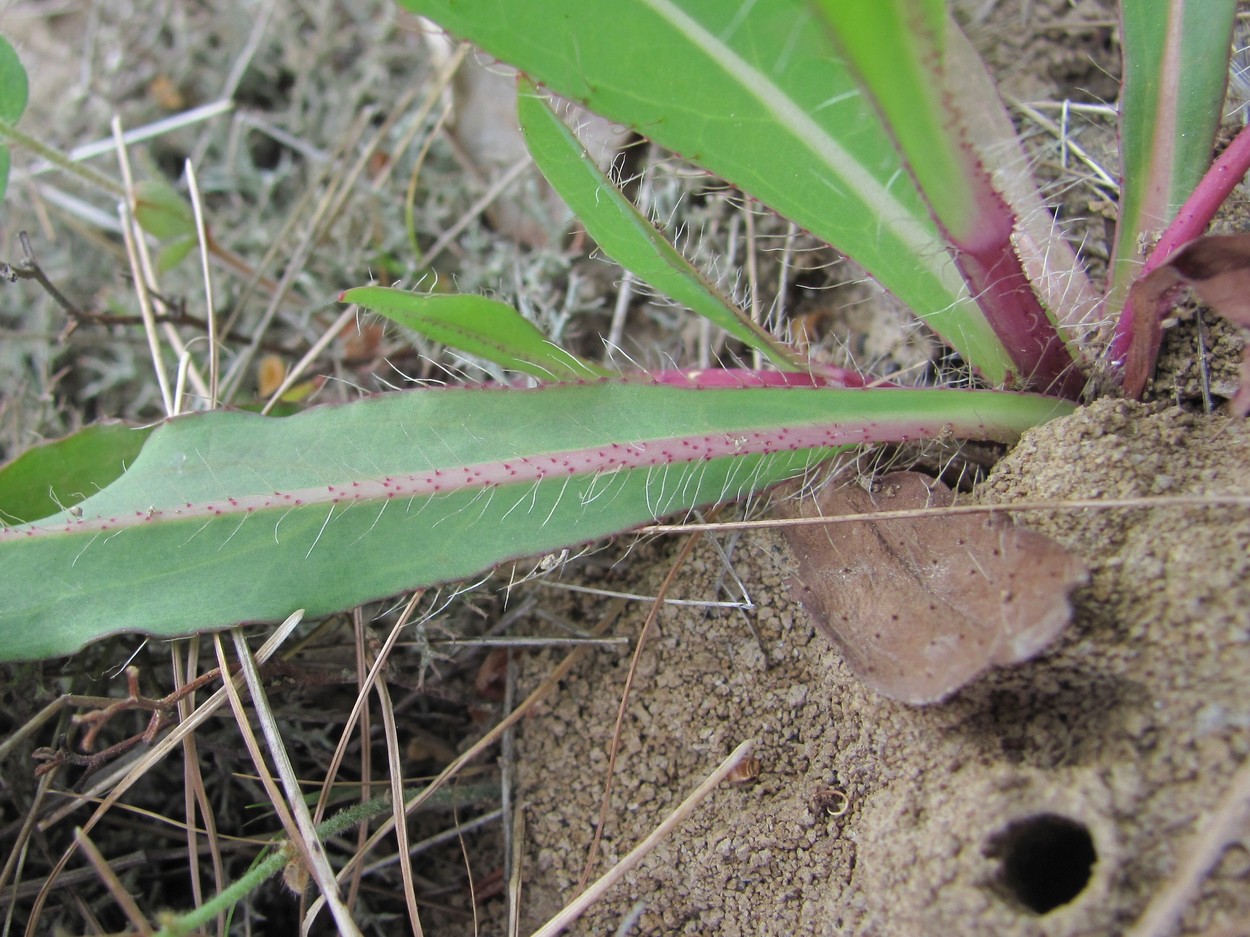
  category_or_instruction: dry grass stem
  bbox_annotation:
[170,639,225,928]
[21,610,304,934]
[1125,751,1250,937]
[375,674,425,935]
[71,827,152,935]
[532,738,758,937]
[223,629,363,936]
[307,598,627,918]
[639,492,1250,535]
[111,119,174,416]
[577,529,705,891]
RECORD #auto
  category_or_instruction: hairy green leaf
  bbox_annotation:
[1108,0,1238,310]
[401,0,1016,383]
[0,380,1071,660]
[516,82,802,371]
[0,423,152,525]
[341,286,612,380]
[809,1,1082,396]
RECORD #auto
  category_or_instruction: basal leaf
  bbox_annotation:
[1108,0,1237,310]
[402,0,1016,384]
[341,286,612,380]
[0,422,152,525]
[516,81,803,371]
[0,380,1071,660]
[810,1,1082,396]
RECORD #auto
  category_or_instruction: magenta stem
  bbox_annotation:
[1109,121,1250,372]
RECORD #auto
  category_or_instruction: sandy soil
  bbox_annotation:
[510,399,1250,936]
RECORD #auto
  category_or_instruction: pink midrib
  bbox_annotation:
[3,420,941,540]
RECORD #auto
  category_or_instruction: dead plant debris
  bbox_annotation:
[782,471,1089,704]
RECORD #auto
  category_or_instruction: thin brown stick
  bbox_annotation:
[1124,752,1250,937]
[638,493,1250,535]
[72,828,153,936]
[313,591,425,828]
[576,529,705,892]
[507,805,525,937]
[0,770,57,932]
[532,739,757,937]
[376,675,424,936]
[22,610,305,937]
[224,630,362,936]
[172,637,226,931]
[343,608,375,911]
[306,599,629,923]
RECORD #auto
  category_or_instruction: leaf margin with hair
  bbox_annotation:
[1106,0,1238,316]
[515,80,803,371]
[808,0,1082,397]
[398,0,1016,384]
[0,422,153,525]
[341,286,612,380]
[0,380,1073,660]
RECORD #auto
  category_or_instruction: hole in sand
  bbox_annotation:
[986,813,1097,914]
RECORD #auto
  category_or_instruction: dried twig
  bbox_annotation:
[577,527,705,890]
[1125,752,1250,937]
[532,739,758,937]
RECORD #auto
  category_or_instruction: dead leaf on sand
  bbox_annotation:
[782,472,1088,705]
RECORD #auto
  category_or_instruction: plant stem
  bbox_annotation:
[951,216,1087,398]
[1109,121,1250,374]
[0,119,126,198]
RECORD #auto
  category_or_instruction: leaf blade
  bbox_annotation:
[1108,0,1238,309]
[0,381,1072,660]
[341,286,611,380]
[0,34,29,204]
[809,1,1082,395]
[0,423,153,525]
[401,0,1014,382]
[516,82,802,370]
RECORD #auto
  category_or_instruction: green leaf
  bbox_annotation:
[811,0,971,238]
[133,177,196,240]
[0,36,26,123]
[157,233,199,272]
[808,2,1082,396]
[0,34,30,204]
[1108,0,1238,310]
[0,422,152,525]
[0,380,1071,660]
[516,82,803,371]
[400,0,1015,384]
[341,286,613,380]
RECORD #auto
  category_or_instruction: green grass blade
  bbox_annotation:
[516,81,803,371]
[0,381,1071,660]
[1107,0,1237,311]
[0,423,153,525]
[0,34,29,204]
[401,0,1015,384]
[341,286,612,380]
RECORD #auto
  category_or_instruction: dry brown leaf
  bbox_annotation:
[1125,232,1250,413]
[782,472,1088,705]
